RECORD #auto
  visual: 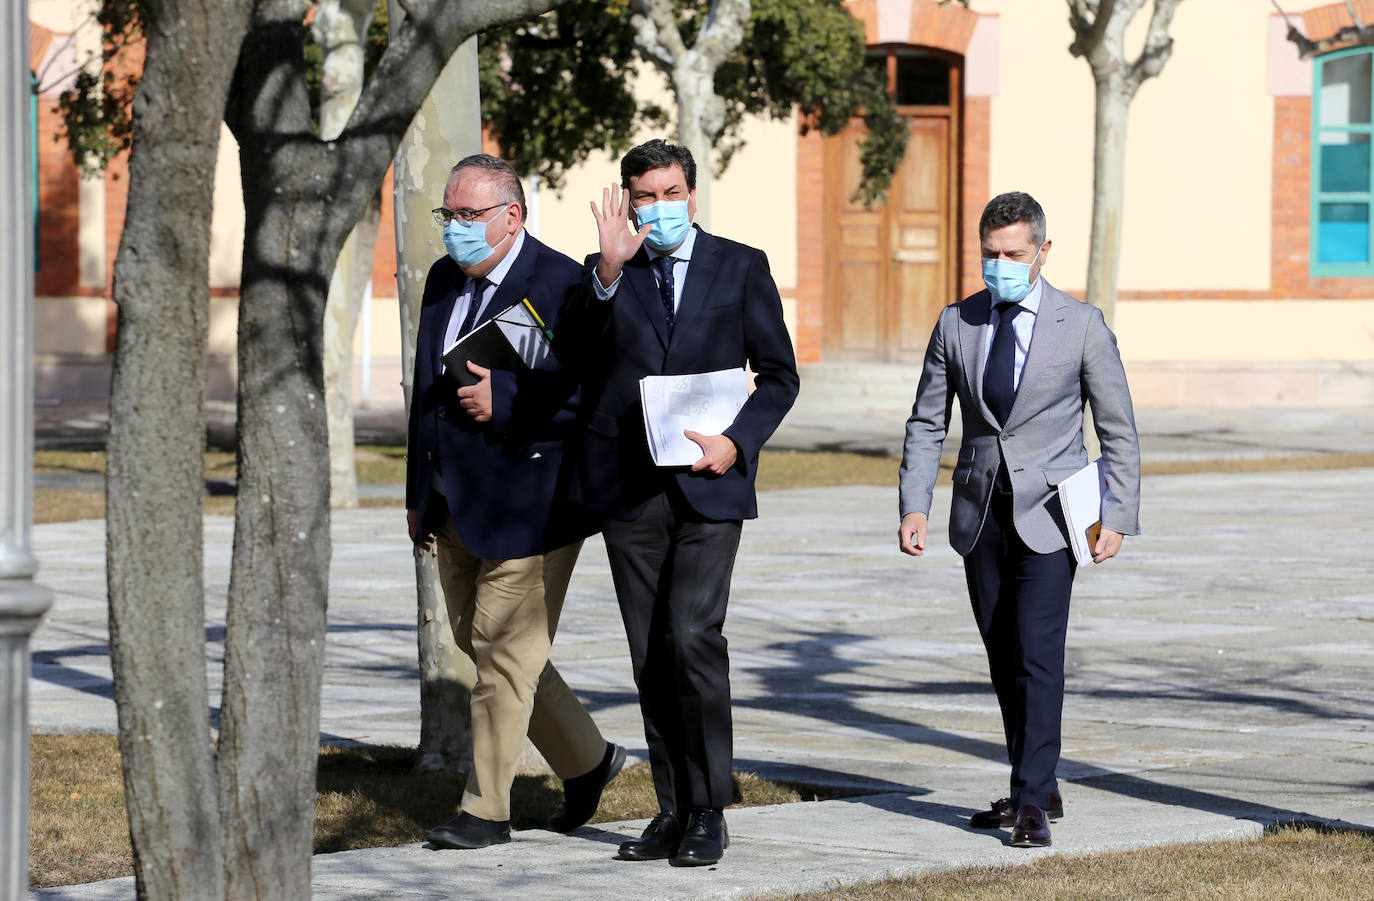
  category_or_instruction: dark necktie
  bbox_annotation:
[457,276,490,337]
[983,300,1024,426]
[651,255,677,329]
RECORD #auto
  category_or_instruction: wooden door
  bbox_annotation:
[891,118,952,356]
[822,49,960,361]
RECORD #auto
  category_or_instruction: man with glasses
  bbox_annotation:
[407,154,624,851]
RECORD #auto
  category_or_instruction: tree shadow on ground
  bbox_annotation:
[728,625,1373,832]
[310,746,879,855]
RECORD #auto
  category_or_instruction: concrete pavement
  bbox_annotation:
[28,456,1374,899]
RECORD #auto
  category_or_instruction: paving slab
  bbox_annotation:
[26,467,1374,899]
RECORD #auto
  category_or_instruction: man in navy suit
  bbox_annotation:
[406,154,624,851]
[560,139,799,866]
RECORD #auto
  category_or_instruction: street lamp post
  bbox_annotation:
[2,1,56,896]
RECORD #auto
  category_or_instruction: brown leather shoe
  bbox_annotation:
[1009,803,1052,848]
[969,791,1064,828]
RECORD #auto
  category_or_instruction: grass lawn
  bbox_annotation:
[29,735,853,889]
[766,826,1374,901]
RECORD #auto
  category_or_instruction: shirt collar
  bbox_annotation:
[647,224,696,264]
[475,229,526,290]
[1019,277,1044,316]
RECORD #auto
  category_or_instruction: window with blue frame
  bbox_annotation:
[1313,48,1374,273]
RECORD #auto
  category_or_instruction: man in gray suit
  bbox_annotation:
[898,191,1140,848]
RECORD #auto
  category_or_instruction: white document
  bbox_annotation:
[1057,458,1106,566]
[639,368,749,467]
[492,301,555,370]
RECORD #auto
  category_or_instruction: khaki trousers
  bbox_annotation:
[433,519,605,821]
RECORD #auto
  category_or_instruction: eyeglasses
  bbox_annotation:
[432,202,509,225]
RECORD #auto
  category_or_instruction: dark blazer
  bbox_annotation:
[406,234,595,559]
[559,226,800,522]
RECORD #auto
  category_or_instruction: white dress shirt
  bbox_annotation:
[982,276,1043,392]
[592,226,697,309]
[441,229,527,371]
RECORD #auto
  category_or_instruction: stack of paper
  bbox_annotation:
[639,368,749,467]
[1056,458,1106,566]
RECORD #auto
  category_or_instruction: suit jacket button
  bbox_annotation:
[999,432,1009,440]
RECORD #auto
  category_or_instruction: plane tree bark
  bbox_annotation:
[103,0,253,897]
[105,0,567,897]
[1068,0,1184,326]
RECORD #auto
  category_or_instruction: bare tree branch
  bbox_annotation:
[1347,0,1366,31]
[631,0,689,71]
[695,0,750,69]
[1274,0,1374,57]
[1125,0,1182,95]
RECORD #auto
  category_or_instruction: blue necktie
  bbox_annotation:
[651,256,677,329]
[457,276,491,337]
[983,300,1023,426]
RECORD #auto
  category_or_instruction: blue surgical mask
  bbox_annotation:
[982,250,1043,303]
[634,200,692,252]
[444,209,510,269]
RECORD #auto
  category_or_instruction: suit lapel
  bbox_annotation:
[959,291,998,427]
[667,226,720,344]
[1005,280,1071,429]
[432,282,461,373]
[478,232,538,329]
[623,250,669,350]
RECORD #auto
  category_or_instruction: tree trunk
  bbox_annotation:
[673,66,716,229]
[1085,73,1130,328]
[323,196,381,509]
[317,0,379,510]
[389,21,481,773]
[103,1,251,898]
[219,3,340,895]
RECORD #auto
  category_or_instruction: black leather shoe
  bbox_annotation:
[969,791,1065,828]
[549,743,627,833]
[1009,803,1052,848]
[672,808,728,866]
[618,811,682,861]
[427,812,511,850]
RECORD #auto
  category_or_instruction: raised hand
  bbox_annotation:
[590,182,652,287]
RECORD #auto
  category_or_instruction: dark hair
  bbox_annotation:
[620,139,696,191]
[979,191,1046,247]
[449,153,527,221]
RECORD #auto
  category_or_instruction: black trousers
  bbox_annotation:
[601,488,742,814]
[963,489,1076,811]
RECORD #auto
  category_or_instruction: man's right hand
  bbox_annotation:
[590,182,651,287]
[407,508,433,552]
[899,512,927,557]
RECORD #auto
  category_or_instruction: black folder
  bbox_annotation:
[441,299,556,388]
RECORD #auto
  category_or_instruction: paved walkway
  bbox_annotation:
[29,455,1374,898]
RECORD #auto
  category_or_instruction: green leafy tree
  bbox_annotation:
[478,0,908,209]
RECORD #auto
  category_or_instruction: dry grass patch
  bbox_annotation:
[767,826,1374,901]
[30,734,131,889]
[34,491,238,524]
[756,450,952,491]
[32,736,855,888]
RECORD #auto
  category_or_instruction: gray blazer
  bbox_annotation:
[899,280,1141,557]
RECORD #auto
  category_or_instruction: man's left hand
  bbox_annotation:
[1092,528,1124,564]
[457,361,493,422]
[685,430,737,475]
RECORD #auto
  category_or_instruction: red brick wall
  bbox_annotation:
[960,95,990,300]
[34,93,83,297]
[794,129,826,364]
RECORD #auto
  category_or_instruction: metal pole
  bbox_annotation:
[2,2,56,895]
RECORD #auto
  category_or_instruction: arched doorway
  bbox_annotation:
[823,46,962,361]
